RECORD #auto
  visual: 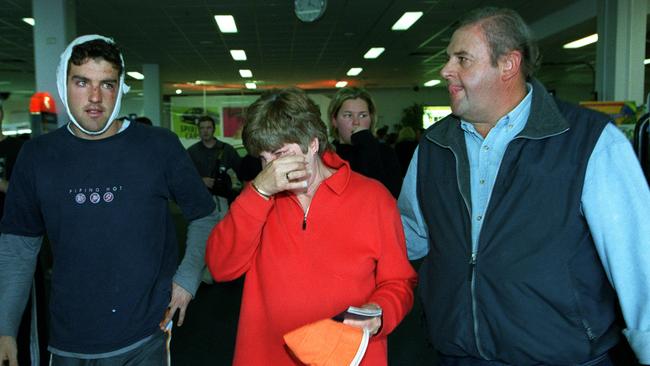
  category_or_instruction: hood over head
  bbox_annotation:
[56,34,130,135]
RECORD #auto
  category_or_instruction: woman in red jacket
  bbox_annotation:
[205,87,416,366]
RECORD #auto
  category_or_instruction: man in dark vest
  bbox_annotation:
[398,7,650,366]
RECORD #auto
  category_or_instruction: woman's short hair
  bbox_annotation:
[327,87,377,138]
[243,87,330,157]
[458,7,540,79]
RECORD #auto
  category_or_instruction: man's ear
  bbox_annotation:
[500,50,523,81]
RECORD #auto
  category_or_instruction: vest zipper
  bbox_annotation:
[469,251,487,358]
[429,136,487,359]
[468,252,476,281]
[448,143,485,358]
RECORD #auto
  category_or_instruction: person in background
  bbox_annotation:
[399,7,650,366]
[384,132,398,148]
[0,104,48,366]
[206,87,416,365]
[328,87,402,198]
[0,105,23,220]
[375,125,389,143]
[186,115,243,285]
[187,115,241,208]
[394,126,418,178]
[237,153,262,183]
[0,35,215,366]
[134,116,152,125]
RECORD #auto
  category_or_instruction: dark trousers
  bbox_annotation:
[16,261,48,366]
[50,332,169,366]
[437,354,613,366]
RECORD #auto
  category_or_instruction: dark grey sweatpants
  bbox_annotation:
[49,332,169,366]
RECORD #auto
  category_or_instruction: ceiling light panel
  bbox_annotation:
[346,68,363,76]
[563,34,598,49]
[364,47,385,59]
[230,50,247,61]
[127,71,144,80]
[214,15,238,33]
[391,12,423,31]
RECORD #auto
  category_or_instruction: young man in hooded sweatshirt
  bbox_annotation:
[0,35,216,366]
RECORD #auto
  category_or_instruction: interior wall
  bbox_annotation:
[3,82,616,135]
[120,96,145,120]
[363,87,450,131]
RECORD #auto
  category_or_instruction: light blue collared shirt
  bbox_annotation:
[398,89,650,363]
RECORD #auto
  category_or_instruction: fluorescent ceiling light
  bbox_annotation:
[239,69,253,78]
[22,17,35,26]
[175,89,183,94]
[424,79,441,87]
[563,34,598,49]
[3,128,33,136]
[644,58,650,65]
[245,82,257,89]
[195,80,221,85]
[364,47,385,59]
[127,71,144,80]
[214,15,238,33]
[335,81,348,88]
[230,49,247,61]
[391,12,423,31]
[346,67,363,76]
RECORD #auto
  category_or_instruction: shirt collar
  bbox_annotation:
[320,150,350,196]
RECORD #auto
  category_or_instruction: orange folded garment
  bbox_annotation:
[283,318,370,366]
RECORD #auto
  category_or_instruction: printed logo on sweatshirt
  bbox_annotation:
[103,192,114,203]
[69,186,123,205]
[75,193,86,204]
[90,192,101,204]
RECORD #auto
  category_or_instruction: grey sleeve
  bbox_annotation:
[0,234,43,336]
[173,206,221,297]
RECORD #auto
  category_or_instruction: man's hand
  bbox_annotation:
[0,335,18,366]
[252,154,309,197]
[342,303,382,336]
[159,282,193,330]
[202,177,215,189]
